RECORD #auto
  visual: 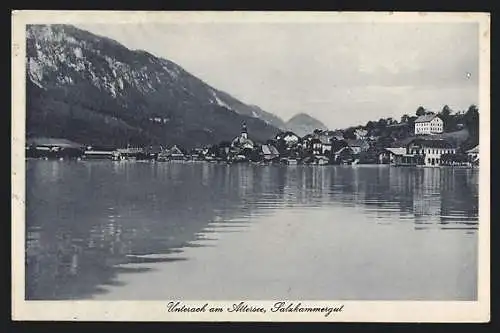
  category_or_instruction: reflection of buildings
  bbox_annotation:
[411,168,442,218]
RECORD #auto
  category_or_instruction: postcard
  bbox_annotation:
[11,10,490,322]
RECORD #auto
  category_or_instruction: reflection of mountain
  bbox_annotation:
[26,162,272,299]
[26,161,479,299]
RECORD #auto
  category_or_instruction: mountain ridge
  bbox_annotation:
[26,24,284,148]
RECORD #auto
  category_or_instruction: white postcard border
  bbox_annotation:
[11,10,491,322]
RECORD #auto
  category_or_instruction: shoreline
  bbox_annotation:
[24,157,479,169]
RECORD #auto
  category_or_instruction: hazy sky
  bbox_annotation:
[76,22,479,129]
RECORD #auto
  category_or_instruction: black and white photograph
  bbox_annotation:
[12,11,490,322]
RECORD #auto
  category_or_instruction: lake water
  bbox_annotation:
[25,160,479,300]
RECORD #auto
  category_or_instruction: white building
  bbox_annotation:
[407,139,456,167]
[276,132,300,147]
[414,114,444,135]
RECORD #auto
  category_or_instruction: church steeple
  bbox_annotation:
[241,122,248,139]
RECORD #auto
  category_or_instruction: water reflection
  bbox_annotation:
[26,161,478,299]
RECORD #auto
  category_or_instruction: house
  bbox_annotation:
[276,131,300,147]
[331,130,344,141]
[378,147,406,164]
[190,147,208,160]
[354,128,368,140]
[159,145,185,161]
[406,138,456,166]
[317,132,333,154]
[317,131,333,143]
[332,146,355,165]
[116,147,144,159]
[261,144,280,161]
[144,146,163,160]
[315,155,330,165]
[466,145,479,165]
[26,137,84,159]
[321,143,332,155]
[346,139,370,154]
[414,114,444,135]
[310,138,323,155]
[84,146,120,160]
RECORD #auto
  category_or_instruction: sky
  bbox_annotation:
[76,22,479,129]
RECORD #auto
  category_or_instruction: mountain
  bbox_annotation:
[285,113,328,137]
[25,24,281,149]
[205,90,287,130]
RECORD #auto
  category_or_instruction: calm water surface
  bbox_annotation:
[25,160,479,300]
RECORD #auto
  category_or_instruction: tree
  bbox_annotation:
[377,118,387,127]
[440,105,452,117]
[466,104,479,116]
[464,104,479,147]
[343,127,357,140]
[386,117,396,125]
[313,129,323,135]
[365,121,376,130]
[416,106,426,117]
[464,105,479,129]
[400,114,410,123]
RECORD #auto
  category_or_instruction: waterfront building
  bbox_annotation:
[261,144,280,162]
[466,145,479,166]
[403,138,456,167]
[332,146,355,165]
[83,147,120,160]
[378,147,407,164]
[116,147,144,159]
[26,137,84,159]
[346,139,370,154]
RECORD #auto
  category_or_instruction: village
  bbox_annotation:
[25,111,479,168]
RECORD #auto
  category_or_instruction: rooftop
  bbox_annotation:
[466,145,479,153]
[385,147,406,156]
[27,137,84,148]
[346,139,368,147]
[408,138,455,148]
[415,114,440,123]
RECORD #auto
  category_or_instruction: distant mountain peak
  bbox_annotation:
[285,113,328,137]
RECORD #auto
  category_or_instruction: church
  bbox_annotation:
[231,122,254,151]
